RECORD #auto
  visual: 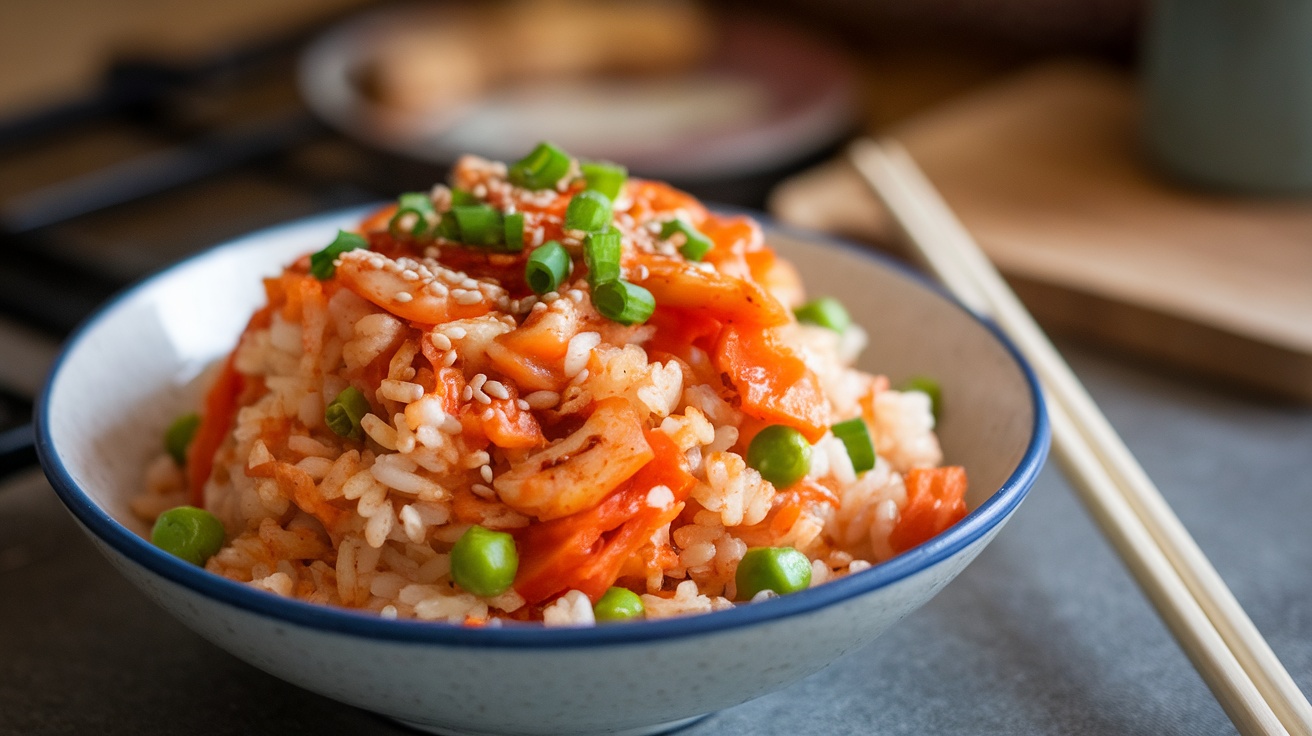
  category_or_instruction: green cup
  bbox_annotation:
[1142,0,1312,193]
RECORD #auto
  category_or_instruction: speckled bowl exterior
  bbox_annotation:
[38,208,1049,736]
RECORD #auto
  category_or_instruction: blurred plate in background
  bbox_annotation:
[298,1,857,182]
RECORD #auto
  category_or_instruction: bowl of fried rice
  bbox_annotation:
[38,143,1048,736]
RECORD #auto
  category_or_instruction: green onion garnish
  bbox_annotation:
[325,386,371,440]
[451,205,505,248]
[581,160,628,200]
[164,413,201,466]
[831,418,876,474]
[593,279,655,325]
[659,218,712,262]
[508,141,573,190]
[901,376,942,422]
[794,297,850,332]
[503,212,527,253]
[388,192,436,240]
[434,211,461,241]
[564,190,612,233]
[525,241,570,295]
[583,230,621,286]
[450,188,480,206]
[310,230,369,280]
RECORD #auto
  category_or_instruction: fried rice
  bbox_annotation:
[135,144,966,626]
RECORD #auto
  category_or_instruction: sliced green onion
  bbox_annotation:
[388,192,437,240]
[831,418,876,474]
[659,218,712,261]
[508,141,573,190]
[325,386,371,441]
[564,190,612,233]
[502,212,527,253]
[309,230,368,280]
[592,279,655,325]
[583,230,621,286]
[164,413,200,466]
[450,188,480,206]
[525,241,570,295]
[901,376,942,422]
[794,297,850,332]
[451,205,505,247]
[581,160,628,200]
[434,211,461,241]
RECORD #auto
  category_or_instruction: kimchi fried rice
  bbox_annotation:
[135,142,968,626]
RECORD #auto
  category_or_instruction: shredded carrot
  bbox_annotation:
[187,352,245,506]
[889,466,969,554]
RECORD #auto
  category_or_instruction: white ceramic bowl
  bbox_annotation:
[37,207,1049,736]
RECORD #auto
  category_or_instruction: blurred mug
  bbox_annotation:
[1142,0,1312,193]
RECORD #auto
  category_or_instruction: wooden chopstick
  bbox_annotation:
[849,138,1312,736]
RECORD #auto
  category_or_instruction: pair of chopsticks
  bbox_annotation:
[849,139,1312,736]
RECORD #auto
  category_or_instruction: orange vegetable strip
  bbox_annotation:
[888,466,968,554]
[187,352,244,506]
[713,325,829,443]
[514,432,695,604]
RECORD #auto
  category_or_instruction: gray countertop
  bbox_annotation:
[4,339,1309,735]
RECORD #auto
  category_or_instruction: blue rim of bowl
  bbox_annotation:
[36,204,1050,649]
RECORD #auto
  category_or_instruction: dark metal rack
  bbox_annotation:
[0,14,834,477]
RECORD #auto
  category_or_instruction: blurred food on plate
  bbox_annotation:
[358,0,713,114]
[299,0,857,183]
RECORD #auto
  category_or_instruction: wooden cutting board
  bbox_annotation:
[770,61,1312,402]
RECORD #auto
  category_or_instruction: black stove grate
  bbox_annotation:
[0,13,831,476]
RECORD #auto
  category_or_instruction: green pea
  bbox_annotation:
[900,376,942,422]
[450,525,519,597]
[164,412,200,466]
[593,586,645,623]
[745,425,811,488]
[151,506,226,566]
[735,547,812,601]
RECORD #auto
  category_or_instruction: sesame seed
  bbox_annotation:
[531,302,548,313]
[470,374,488,390]
[442,350,457,367]
[446,326,467,339]
[480,407,495,421]
[566,289,584,303]
[637,264,650,281]
[430,333,452,350]
[454,290,483,306]
[471,483,496,499]
[401,269,419,281]
[427,282,449,297]
[473,391,491,405]
[461,385,473,402]
[479,465,494,483]
[394,292,413,303]
[574,368,590,383]
[515,399,531,411]
[483,380,509,400]
[524,391,560,410]
[460,278,480,290]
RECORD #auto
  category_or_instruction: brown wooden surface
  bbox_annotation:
[771,60,1312,402]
